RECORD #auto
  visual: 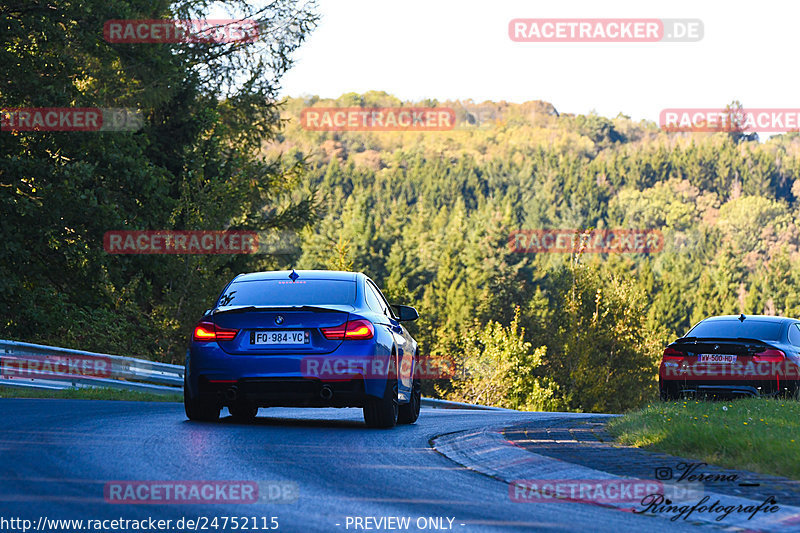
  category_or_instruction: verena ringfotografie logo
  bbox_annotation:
[301,354,457,381]
[635,494,779,523]
[660,109,800,133]
[104,481,298,504]
[103,19,259,44]
[509,19,703,43]
[654,462,740,483]
[104,231,258,255]
[0,355,112,379]
[299,107,456,132]
[0,108,143,132]
[509,479,702,505]
[509,229,664,254]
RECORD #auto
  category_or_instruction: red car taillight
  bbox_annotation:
[321,319,374,340]
[662,346,685,361]
[193,321,239,342]
[753,349,785,362]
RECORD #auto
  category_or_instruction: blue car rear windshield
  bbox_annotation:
[218,279,356,307]
[685,320,783,341]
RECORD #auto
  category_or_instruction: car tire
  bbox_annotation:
[184,382,220,422]
[789,382,800,401]
[398,360,421,425]
[363,375,398,429]
[659,381,676,401]
[228,404,259,422]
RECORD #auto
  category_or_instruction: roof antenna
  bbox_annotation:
[289,269,299,282]
[739,313,746,322]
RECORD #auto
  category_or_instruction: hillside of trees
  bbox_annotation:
[266,92,800,412]
[6,0,800,414]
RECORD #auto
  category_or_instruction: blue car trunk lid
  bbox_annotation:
[212,306,349,355]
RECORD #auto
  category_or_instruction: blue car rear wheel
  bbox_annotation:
[184,377,220,422]
[363,377,398,428]
[398,360,421,424]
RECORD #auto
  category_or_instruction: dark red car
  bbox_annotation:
[659,314,800,400]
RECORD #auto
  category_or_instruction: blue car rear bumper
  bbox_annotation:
[186,341,393,407]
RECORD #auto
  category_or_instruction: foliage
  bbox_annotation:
[269,93,800,412]
[445,307,561,411]
[0,0,319,363]
[608,399,800,479]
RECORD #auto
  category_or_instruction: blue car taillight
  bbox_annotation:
[193,321,239,342]
[321,319,374,340]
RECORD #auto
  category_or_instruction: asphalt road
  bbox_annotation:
[0,399,705,533]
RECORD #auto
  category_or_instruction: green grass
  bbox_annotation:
[0,386,181,403]
[607,398,800,480]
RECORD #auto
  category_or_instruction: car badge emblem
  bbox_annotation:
[289,269,299,282]
[275,315,284,325]
[714,345,719,351]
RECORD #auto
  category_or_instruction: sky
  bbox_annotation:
[278,0,800,127]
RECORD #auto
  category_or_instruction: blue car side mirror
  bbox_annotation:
[392,304,419,322]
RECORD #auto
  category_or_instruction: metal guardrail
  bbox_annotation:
[420,397,510,411]
[0,339,506,409]
[0,339,183,395]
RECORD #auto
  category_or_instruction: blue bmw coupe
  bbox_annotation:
[184,270,420,428]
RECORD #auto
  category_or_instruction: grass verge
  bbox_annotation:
[0,386,181,402]
[607,398,800,480]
